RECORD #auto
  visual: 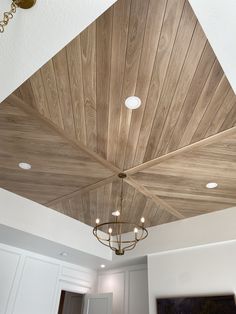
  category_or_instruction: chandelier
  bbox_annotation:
[93,173,148,256]
[0,0,36,33]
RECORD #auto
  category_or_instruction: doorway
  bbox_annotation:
[58,291,84,314]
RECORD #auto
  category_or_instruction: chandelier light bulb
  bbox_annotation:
[140,217,145,224]
[134,227,138,234]
[96,218,100,224]
[108,228,113,234]
[112,210,120,217]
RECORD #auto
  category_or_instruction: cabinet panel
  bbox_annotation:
[12,257,59,314]
[0,249,20,313]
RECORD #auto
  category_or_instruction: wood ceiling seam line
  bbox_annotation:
[132,0,186,166]
[96,4,114,158]
[179,58,224,147]
[124,0,168,170]
[106,0,132,164]
[75,35,87,144]
[51,58,66,132]
[125,125,236,175]
[192,75,231,142]
[165,43,217,153]
[113,0,135,169]
[121,0,151,170]
[45,174,118,207]
[144,1,198,162]
[125,177,184,219]
[214,89,236,134]
[154,20,200,157]
[39,69,51,118]
[65,47,77,141]
[155,24,207,157]
[8,95,120,174]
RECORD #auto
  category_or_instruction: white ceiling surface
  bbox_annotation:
[189,0,236,94]
[0,0,117,103]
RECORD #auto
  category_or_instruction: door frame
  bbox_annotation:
[54,279,92,314]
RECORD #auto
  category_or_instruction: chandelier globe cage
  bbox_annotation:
[93,173,148,256]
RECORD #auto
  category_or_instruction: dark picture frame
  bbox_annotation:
[156,295,236,314]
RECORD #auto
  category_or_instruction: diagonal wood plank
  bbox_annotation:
[8,94,120,174]
[125,177,184,219]
[126,125,236,175]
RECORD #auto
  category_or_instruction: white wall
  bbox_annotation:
[0,0,117,102]
[0,242,96,314]
[0,188,111,262]
[97,264,149,314]
[113,206,236,262]
[148,240,236,314]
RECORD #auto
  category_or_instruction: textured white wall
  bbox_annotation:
[148,240,236,314]
[0,0,117,102]
[0,242,96,314]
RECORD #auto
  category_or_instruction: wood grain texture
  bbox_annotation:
[131,130,236,217]
[0,97,114,204]
[50,179,178,231]
[14,0,236,169]
[6,0,236,230]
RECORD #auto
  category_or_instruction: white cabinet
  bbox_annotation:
[0,243,96,314]
[12,257,59,314]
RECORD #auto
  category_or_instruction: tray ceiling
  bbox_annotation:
[1,0,236,232]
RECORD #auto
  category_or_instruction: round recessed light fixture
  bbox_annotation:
[60,252,68,257]
[18,162,32,170]
[100,264,106,269]
[206,182,218,189]
[125,96,141,110]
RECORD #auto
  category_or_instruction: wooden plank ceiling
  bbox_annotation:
[0,0,236,231]
[0,96,115,204]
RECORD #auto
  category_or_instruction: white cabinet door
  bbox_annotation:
[83,293,112,314]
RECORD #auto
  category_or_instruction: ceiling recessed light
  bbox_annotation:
[206,182,218,189]
[18,162,32,170]
[100,264,106,269]
[60,252,68,257]
[125,96,141,110]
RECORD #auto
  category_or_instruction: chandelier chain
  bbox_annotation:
[0,1,17,33]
